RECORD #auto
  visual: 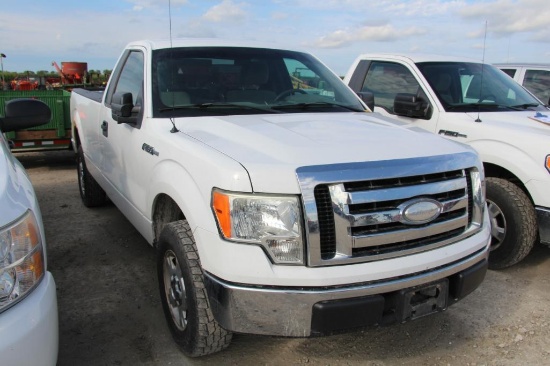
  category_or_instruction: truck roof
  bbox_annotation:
[493,62,550,68]
[126,38,301,52]
[354,53,482,64]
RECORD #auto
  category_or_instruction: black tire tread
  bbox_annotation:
[77,145,106,207]
[158,221,232,357]
[486,177,537,269]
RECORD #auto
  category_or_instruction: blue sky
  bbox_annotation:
[1,0,548,75]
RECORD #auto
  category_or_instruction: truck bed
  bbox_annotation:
[72,88,104,103]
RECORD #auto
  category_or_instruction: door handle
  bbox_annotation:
[101,121,108,137]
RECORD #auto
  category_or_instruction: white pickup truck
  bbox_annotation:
[71,39,490,357]
[345,53,550,269]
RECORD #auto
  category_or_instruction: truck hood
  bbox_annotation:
[177,112,473,193]
[464,110,550,137]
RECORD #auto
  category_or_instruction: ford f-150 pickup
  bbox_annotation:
[345,53,550,269]
[71,39,490,357]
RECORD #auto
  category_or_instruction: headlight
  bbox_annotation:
[212,189,305,265]
[0,210,45,313]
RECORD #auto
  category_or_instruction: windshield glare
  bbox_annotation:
[152,47,365,117]
[417,62,546,112]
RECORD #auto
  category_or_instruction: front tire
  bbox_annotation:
[486,177,537,269]
[77,145,106,207]
[157,221,232,357]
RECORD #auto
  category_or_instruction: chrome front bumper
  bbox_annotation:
[536,206,550,245]
[204,246,489,337]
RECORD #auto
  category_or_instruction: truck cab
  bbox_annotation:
[494,63,550,106]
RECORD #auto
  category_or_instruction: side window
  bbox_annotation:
[523,69,550,103]
[500,68,516,78]
[361,62,420,113]
[107,51,144,106]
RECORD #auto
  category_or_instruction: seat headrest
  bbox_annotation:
[243,62,269,86]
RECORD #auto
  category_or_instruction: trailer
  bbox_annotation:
[0,90,71,151]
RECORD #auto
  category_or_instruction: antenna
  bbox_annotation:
[168,0,179,133]
[168,0,174,49]
[475,20,488,123]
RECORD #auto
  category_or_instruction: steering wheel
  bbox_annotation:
[477,94,497,103]
[275,88,307,101]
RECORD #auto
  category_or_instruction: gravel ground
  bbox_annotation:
[18,150,550,366]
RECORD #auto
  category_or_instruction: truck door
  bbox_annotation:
[349,60,441,133]
[99,48,151,217]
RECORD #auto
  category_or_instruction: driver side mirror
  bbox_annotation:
[357,91,375,111]
[0,99,51,132]
[393,93,432,119]
[111,92,139,124]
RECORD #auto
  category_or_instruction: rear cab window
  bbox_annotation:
[523,69,550,104]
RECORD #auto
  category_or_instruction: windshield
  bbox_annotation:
[416,62,547,112]
[152,47,366,117]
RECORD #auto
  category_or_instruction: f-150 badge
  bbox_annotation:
[142,143,159,156]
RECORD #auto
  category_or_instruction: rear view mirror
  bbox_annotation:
[111,92,139,124]
[0,99,51,132]
[393,93,432,119]
[357,91,375,111]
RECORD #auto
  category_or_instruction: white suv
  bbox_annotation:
[0,99,58,365]
[495,63,550,105]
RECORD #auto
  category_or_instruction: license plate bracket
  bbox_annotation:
[399,279,449,322]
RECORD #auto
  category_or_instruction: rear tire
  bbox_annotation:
[486,177,537,269]
[157,220,232,357]
[77,145,106,207]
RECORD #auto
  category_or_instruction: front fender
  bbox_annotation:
[469,138,548,185]
[146,157,252,257]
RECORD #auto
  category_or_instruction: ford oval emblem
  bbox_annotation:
[399,198,442,225]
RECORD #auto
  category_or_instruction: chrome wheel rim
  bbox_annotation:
[163,250,187,331]
[487,199,506,251]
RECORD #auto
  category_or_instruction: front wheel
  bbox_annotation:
[486,177,537,269]
[157,221,232,357]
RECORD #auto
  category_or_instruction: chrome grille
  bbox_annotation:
[296,152,484,267]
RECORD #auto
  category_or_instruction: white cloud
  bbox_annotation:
[271,11,288,20]
[127,0,188,11]
[277,0,465,17]
[459,0,550,40]
[312,24,426,48]
[203,0,248,23]
[174,19,217,38]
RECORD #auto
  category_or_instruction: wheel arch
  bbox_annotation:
[152,193,186,247]
[147,160,219,248]
[483,162,534,204]
[73,128,81,150]
[70,108,82,153]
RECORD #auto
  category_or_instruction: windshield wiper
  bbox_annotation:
[159,102,281,113]
[272,101,364,112]
[446,103,524,111]
[510,103,540,109]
